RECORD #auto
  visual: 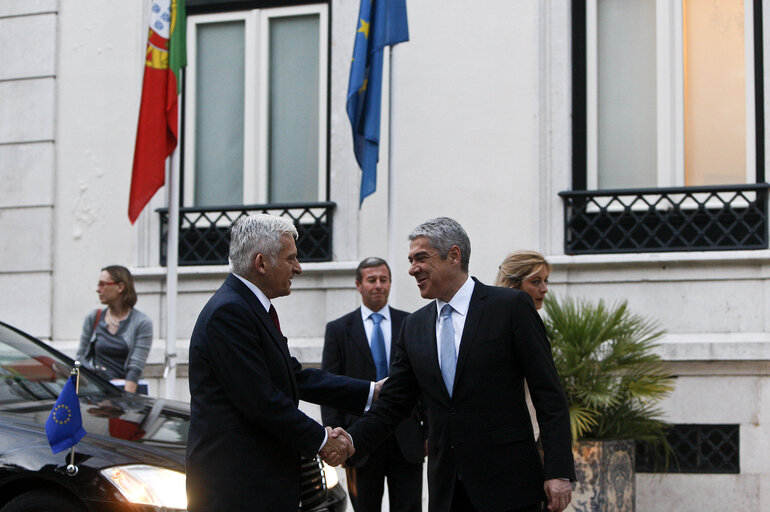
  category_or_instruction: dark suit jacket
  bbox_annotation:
[347,279,575,512]
[186,274,371,512]
[321,306,425,466]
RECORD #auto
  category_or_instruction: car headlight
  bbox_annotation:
[101,464,187,510]
[322,461,339,489]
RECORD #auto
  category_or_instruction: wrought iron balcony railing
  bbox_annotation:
[158,202,335,266]
[559,183,770,254]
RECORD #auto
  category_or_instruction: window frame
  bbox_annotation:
[576,0,765,191]
[564,0,768,255]
[183,3,328,207]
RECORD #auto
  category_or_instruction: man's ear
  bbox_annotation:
[448,245,461,265]
[254,253,268,275]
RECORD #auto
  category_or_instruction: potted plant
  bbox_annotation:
[542,295,675,512]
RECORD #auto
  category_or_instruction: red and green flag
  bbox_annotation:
[129,0,186,224]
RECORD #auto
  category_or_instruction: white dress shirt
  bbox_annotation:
[234,273,272,312]
[435,276,475,370]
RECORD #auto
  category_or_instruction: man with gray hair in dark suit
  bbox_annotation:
[187,214,381,512]
[322,257,426,512]
[346,217,575,512]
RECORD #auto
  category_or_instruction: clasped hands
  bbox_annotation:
[320,378,386,466]
[319,426,354,466]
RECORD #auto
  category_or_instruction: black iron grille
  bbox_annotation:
[300,455,328,509]
[559,184,770,254]
[158,202,335,266]
[636,424,740,474]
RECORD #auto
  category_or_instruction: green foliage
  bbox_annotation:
[543,294,675,448]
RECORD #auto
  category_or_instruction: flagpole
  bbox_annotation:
[164,99,180,400]
[66,362,81,476]
[130,0,185,399]
[387,45,398,297]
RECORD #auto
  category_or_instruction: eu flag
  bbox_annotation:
[347,0,409,205]
[45,375,86,454]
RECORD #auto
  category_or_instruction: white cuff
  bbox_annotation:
[363,381,375,412]
[317,428,329,453]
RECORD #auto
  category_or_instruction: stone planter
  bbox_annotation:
[568,439,635,512]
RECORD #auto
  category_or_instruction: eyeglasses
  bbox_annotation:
[97,281,118,288]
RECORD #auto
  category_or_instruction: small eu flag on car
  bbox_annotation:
[45,375,86,454]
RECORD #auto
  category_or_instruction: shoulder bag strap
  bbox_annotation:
[93,308,104,333]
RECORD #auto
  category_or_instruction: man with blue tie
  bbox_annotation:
[346,218,575,512]
[322,257,426,512]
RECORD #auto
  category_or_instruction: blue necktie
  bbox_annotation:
[439,304,456,397]
[370,313,388,380]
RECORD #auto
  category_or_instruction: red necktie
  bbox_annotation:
[268,305,282,335]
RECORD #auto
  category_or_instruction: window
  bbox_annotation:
[156,2,335,266]
[562,0,769,254]
[575,0,764,190]
[184,3,328,207]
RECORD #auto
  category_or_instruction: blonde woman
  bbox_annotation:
[496,250,552,443]
[495,250,551,310]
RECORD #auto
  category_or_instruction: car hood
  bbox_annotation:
[0,393,189,472]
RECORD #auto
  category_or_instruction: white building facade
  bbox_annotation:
[1,0,768,509]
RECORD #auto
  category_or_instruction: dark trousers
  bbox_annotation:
[449,478,542,512]
[346,435,423,512]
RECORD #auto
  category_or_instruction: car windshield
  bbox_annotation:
[0,323,116,405]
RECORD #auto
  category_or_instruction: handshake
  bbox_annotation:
[318,378,385,466]
[319,426,354,466]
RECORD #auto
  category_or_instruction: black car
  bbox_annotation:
[0,321,346,512]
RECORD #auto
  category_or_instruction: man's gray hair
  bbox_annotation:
[409,217,471,272]
[229,214,298,275]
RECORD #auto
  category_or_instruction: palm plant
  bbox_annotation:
[543,294,674,447]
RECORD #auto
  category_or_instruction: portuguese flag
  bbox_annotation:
[129,0,186,224]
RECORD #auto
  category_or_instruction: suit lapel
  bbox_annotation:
[387,307,404,362]
[454,278,486,388]
[419,302,448,399]
[225,274,298,400]
[349,311,375,369]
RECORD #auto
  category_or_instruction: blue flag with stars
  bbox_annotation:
[45,375,86,454]
[347,0,409,205]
